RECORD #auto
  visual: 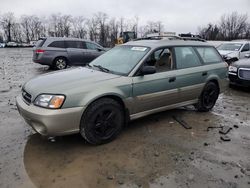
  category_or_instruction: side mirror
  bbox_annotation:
[245,54,250,58]
[140,66,156,75]
[97,47,104,52]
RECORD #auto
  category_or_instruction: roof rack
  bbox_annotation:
[180,37,206,42]
[134,35,182,41]
[134,35,206,42]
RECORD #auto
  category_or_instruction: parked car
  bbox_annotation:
[33,37,106,70]
[228,58,250,87]
[6,41,18,47]
[0,43,6,48]
[16,40,228,144]
[217,41,250,63]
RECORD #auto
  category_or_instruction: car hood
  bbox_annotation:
[218,50,239,57]
[231,59,250,68]
[23,67,120,100]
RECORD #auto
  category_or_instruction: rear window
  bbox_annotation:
[48,41,65,48]
[35,39,46,47]
[196,47,222,63]
[65,41,86,49]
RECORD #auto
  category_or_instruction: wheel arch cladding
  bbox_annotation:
[82,94,129,125]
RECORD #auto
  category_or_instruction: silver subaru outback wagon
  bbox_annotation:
[33,37,106,70]
[18,40,228,145]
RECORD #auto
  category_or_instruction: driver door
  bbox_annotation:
[240,43,250,58]
[84,42,105,63]
[132,47,181,114]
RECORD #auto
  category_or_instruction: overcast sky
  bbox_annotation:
[1,0,250,33]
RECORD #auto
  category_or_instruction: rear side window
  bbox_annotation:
[65,41,86,49]
[36,39,46,47]
[174,47,202,69]
[48,41,65,48]
[196,47,222,63]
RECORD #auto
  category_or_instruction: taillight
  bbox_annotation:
[36,49,45,54]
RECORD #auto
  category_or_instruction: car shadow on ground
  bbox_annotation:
[22,107,217,188]
[229,84,250,93]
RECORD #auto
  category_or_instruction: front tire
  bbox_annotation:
[195,82,219,112]
[53,57,67,70]
[80,98,124,145]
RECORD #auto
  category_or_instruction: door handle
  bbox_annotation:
[202,71,208,76]
[169,77,176,82]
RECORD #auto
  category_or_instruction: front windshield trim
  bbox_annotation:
[90,45,151,76]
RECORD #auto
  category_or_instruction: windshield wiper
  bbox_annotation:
[86,63,92,68]
[93,65,110,73]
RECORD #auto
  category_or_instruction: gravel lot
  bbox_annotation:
[0,48,250,188]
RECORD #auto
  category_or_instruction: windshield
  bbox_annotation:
[89,45,150,75]
[217,43,242,51]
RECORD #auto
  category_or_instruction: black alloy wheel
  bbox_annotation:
[80,98,124,145]
[195,82,219,112]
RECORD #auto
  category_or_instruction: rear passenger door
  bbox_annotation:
[46,40,67,59]
[84,42,105,63]
[173,47,205,102]
[65,41,86,65]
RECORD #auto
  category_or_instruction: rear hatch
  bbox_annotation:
[33,38,46,61]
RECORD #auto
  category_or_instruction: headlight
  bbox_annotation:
[34,94,65,109]
[228,66,237,72]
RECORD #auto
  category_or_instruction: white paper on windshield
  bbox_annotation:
[131,47,147,51]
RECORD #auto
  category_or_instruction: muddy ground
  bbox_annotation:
[0,48,250,188]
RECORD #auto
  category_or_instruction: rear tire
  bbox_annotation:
[195,82,219,112]
[80,98,124,145]
[53,57,67,70]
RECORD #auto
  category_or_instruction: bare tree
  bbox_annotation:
[12,22,22,42]
[48,13,72,37]
[198,23,220,40]
[219,12,248,40]
[245,23,250,39]
[119,17,125,34]
[20,15,31,43]
[138,21,164,37]
[109,18,119,46]
[198,11,249,40]
[94,12,108,46]
[0,12,15,42]
[61,15,72,37]
[0,32,3,42]
[133,16,139,37]
[71,16,87,39]
[87,17,99,41]
[156,21,164,33]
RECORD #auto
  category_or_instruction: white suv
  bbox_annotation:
[217,40,250,61]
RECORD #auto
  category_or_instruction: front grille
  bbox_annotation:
[22,89,32,104]
[238,68,250,80]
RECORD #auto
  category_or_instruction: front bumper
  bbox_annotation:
[16,95,84,136]
[228,73,250,87]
